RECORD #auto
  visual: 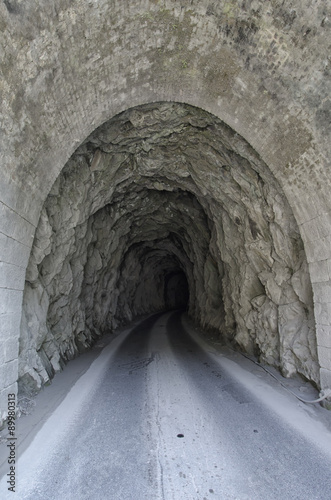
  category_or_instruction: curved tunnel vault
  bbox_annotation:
[164,270,189,311]
[19,102,319,395]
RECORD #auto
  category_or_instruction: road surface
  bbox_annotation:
[1,311,331,499]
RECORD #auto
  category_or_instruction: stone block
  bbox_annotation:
[309,260,330,283]
[0,232,30,269]
[0,312,21,341]
[293,196,319,226]
[301,218,321,243]
[312,282,331,304]
[0,201,35,247]
[0,289,23,315]
[316,325,331,348]
[4,338,19,362]
[320,368,331,391]
[317,212,331,239]
[0,360,18,390]
[314,302,331,326]
[301,213,331,243]
[0,174,42,226]
[305,237,331,263]
[317,346,331,370]
[0,348,5,366]
[0,261,26,290]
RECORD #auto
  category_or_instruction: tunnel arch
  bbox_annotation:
[18,101,320,396]
[0,0,330,422]
[164,270,189,311]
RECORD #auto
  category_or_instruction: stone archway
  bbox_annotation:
[19,102,319,395]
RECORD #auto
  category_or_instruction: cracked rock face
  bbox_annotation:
[19,102,319,395]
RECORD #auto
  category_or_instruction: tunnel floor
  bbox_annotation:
[1,312,331,499]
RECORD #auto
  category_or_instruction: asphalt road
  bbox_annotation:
[2,311,331,499]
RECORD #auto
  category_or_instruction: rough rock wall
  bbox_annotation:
[19,102,319,395]
[1,0,330,424]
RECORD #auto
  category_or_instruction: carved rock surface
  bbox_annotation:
[19,102,319,394]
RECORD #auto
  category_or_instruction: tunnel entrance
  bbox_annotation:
[19,101,319,396]
[164,271,189,311]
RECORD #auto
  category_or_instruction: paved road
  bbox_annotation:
[2,311,331,499]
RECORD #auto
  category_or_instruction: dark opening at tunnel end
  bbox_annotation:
[18,101,320,398]
[165,270,189,311]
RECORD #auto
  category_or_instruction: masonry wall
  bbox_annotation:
[0,0,330,423]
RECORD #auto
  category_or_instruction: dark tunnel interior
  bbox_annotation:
[18,101,319,396]
[164,270,190,311]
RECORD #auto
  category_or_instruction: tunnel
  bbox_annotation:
[18,102,319,396]
[1,0,331,425]
[164,270,189,310]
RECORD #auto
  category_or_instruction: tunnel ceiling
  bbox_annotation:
[20,101,319,396]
